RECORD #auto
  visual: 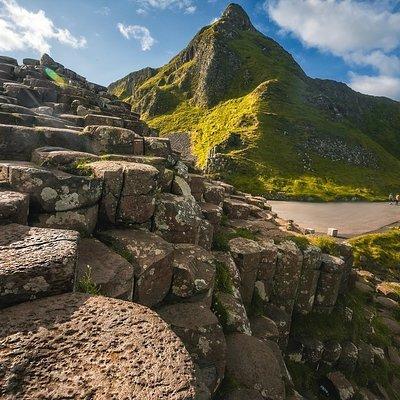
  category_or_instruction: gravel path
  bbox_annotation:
[270,201,400,237]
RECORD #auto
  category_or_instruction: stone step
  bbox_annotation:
[0,63,15,75]
[0,70,13,80]
[0,94,17,104]
[84,113,124,128]
[3,82,42,108]
[0,224,79,308]
[1,161,102,213]
[32,146,100,171]
[0,190,29,225]
[0,293,198,399]
[80,125,144,155]
[0,102,37,115]
[0,124,86,161]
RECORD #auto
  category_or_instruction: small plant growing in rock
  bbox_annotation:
[77,266,101,295]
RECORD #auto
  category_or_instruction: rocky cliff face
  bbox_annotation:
[0,53,398,400]
[109,3,400,201]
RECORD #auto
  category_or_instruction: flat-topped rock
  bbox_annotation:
[170,244,216,304]
[154,193,212,248]
[87,160,159,225]
[0,124,86,160]
[31,146,100,170]
[0,190,29,224]
[4,162,102,212]
[144,137,172,157]
[76,238,134,300]
[97,229,173,307]
[0,293,198,400]
[158,302,226,395]
[0,224,78,308]
[81,125,144,155]
[0,56,18,66]
[224,333,285,400]
[32,204,98,236]
[84,113,124,128]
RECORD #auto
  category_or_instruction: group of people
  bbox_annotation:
[389,193,400,205]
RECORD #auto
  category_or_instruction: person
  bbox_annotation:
[389,193,394,204]
[396,194,400,206]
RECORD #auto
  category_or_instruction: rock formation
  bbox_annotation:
[0,52,392,399]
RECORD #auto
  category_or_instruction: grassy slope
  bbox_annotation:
[114,28,400,201]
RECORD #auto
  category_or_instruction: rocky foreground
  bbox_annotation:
[0,54,396,400]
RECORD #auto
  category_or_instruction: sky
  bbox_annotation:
[0,0,399,100]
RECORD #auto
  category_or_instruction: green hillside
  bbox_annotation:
[109,3,400,201]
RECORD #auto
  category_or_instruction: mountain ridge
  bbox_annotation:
[109,3,400,201]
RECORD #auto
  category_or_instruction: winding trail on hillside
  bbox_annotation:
[270,201,400,237]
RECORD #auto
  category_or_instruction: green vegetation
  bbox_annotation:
[350,228,400,280]
[77,266,101,295]
[214,260,234,295]
[110,8,400,201]
[212,227,258,251]
[290,289,400,399]
[283,235,311,251]
[309,236,341,256]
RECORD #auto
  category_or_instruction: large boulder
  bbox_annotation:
[3,162,102,213]
[75,238,134,300]
[0,125,85,161]
[81,125,144,155]
[158,302,226,395]
[224,333,285,400]
[87,160,159,225]
[0,224,78,308]
[154,193,213,249]
[0,293,198,399]
[170,244,216,304]
[97,229,173,307]
[31,146,99,171]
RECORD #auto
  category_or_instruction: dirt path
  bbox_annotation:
[270,201,400,237]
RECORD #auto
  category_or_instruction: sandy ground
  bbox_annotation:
[269,201,400,237]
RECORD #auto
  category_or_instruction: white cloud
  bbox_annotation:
[349,73,400,100]
[265,0,400,99]
[0,0,86,54]
[136,0,197,14]
[117,23,155,51]
[95,6,110,16]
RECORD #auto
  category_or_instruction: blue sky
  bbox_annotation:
[0,0,399,100]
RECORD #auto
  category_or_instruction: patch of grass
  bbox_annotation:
[214,261,234,295]
[286,235,311,251]
[309,236,341,256]
[289,288,399,398]
[77,266,101,295]
[349,228,400,280]
[212,228,258,251]
[72,159,94,177]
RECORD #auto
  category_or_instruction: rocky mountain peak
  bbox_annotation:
[219,3,255,32]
